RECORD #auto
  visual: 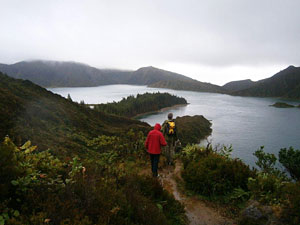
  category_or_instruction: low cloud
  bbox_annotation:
[0,0,299,84]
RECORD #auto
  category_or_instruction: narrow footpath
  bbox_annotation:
[159,161,235,225]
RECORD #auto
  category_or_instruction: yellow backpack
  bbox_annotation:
[167,121,176,135]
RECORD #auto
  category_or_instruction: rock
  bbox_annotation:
[242,201,264,220]
[238,200,281,225]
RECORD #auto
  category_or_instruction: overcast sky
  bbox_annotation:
[1,0,299,85]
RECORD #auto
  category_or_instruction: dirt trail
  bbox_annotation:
[159,162,235,225]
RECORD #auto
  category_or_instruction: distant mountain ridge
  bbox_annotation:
[231,66,300,99]
[126,66,193,85]
[0,60,131,87]
[222,79,256,92]
[0,60,225,93]
[128,66,225,93]
[1,61,300,99]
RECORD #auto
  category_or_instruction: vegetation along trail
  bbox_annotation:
[159,161,234,225]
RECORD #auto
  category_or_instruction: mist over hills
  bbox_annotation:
[0,60,131,87]
[1,60,300,99]
[0,60,225,93]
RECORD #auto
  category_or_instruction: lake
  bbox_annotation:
[49,85,300,167]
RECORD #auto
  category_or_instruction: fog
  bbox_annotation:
[1,0,299,85]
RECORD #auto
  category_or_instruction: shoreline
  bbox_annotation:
[133,103,189,119]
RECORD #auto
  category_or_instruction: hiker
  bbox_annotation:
[162,113,179,165]
[145,123,167,177]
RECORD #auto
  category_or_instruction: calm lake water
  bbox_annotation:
[49,85,300,167]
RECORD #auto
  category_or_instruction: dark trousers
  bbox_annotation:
[149,154,160,177]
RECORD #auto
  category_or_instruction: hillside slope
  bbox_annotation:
[222,79,256,92]
[127,66,226,93]
[150,80,225,93]
[0,72,150,156]
[233,66,300,99]
[125,66,193,85]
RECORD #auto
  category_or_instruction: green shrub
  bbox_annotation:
[180,144,210,168]
[249,147,300,224]
[253,147,278,175]
[247,173,285,204]
[279,147,300,181]
[182,153,255,197]
[280,182,300,225]
[0,137,21,200]
[180,144,234,169]
[1,137,187,225]
[122,175,186,225]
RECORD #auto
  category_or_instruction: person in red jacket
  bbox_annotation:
[145,123,167,177]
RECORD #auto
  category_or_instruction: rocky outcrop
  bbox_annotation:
[239,200,281,225]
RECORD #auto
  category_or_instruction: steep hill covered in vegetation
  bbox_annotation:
[0,72,150,156]
[232,66,300,99]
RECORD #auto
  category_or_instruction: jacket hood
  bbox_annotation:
[154,123,161,131]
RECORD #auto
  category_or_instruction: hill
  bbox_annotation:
[0,71,150,156]
[149,79,225,93]
[124,66,194,85]
[0,74,189,224]
[232,66,300,99]
[222,79,256,92]
[127,66,226,93]
[0,60,131,87]
[0,60,225,93]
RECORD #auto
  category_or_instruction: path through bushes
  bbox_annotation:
[159,161,235,225]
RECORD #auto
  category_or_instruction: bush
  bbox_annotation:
[279,147,300,181]
[253,147,278,175]
[249,147,300,224]
[280,182,300,225]
[0,137,187,225]
[0,137,21,200]
[180,144,210,168]
[247,173,285,204]
[128,175,186,225]
[182,152,255,197]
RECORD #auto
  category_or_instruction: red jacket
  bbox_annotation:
[145,123,167,154]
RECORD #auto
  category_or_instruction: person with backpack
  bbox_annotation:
[145,123,167,177]
[162,113,179,165]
